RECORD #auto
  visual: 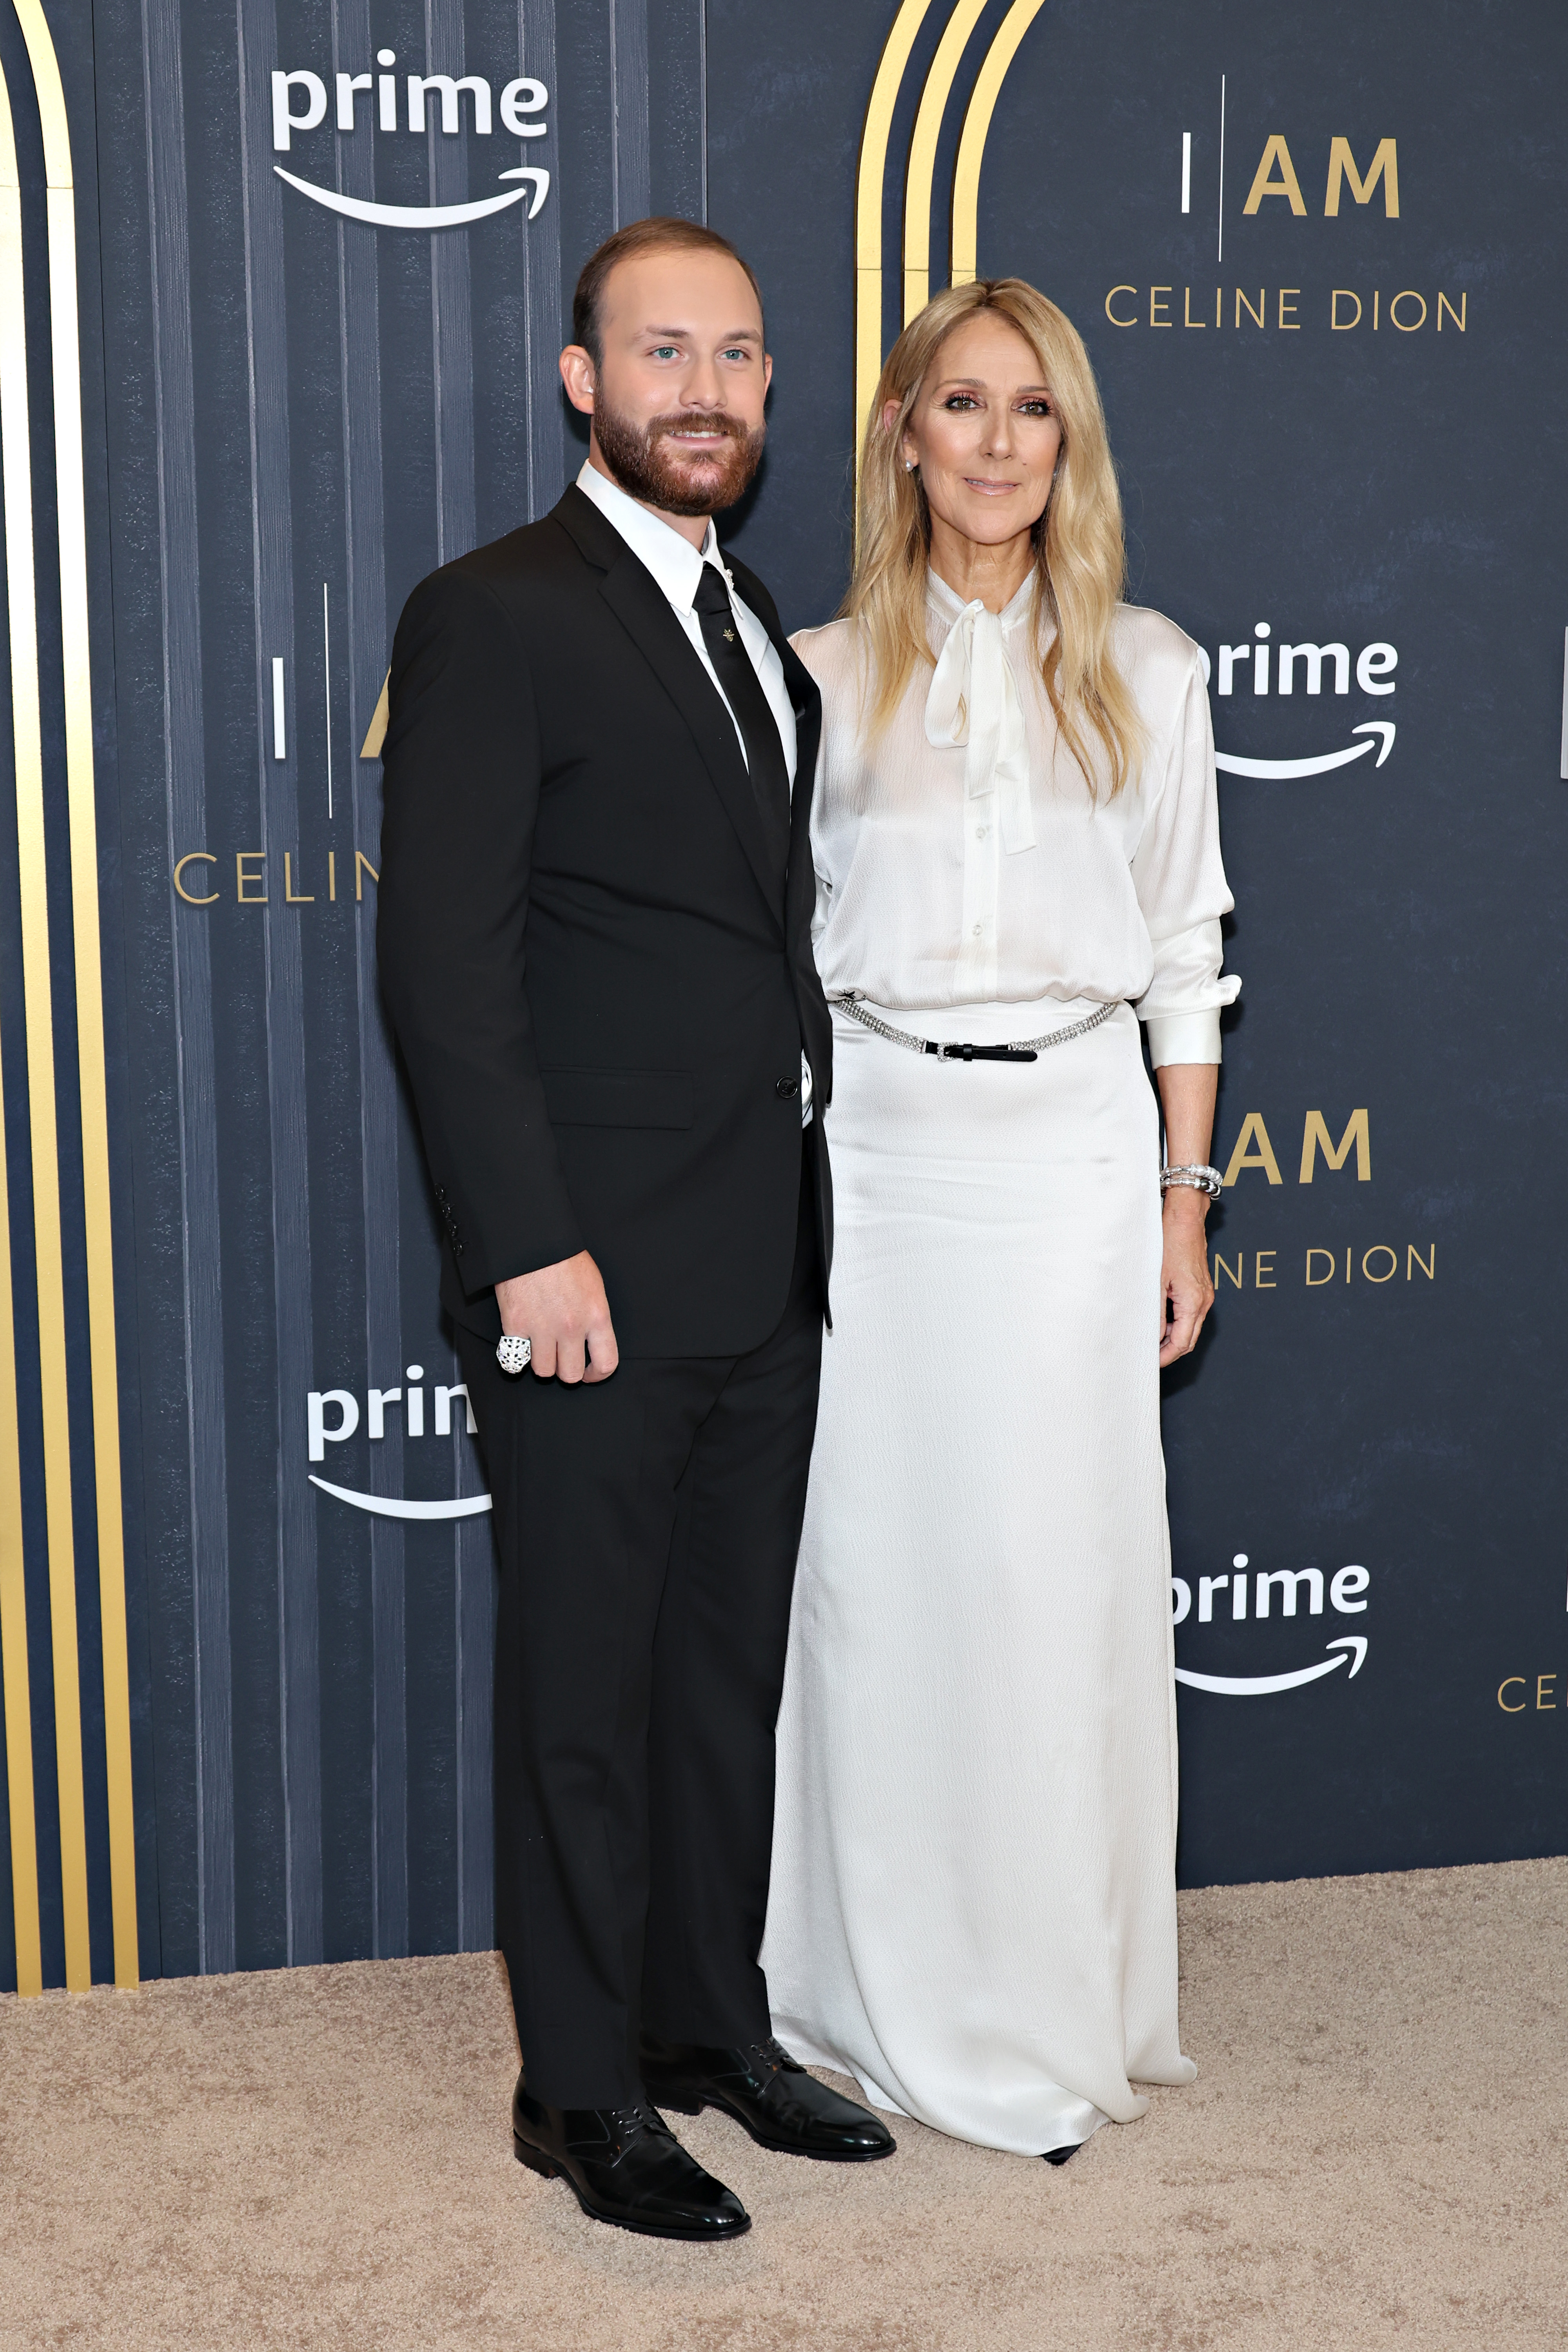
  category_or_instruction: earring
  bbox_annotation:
[904,460,917,473]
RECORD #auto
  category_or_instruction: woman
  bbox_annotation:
[761,279,1238,2161]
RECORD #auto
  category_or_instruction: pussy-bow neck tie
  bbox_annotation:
[924,597,1038,855]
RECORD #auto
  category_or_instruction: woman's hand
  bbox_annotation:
[1159,1189,1214,1363]
[1154,1058,1220,1365]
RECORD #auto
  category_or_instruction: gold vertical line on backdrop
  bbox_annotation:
[0,31,90,1989]
[11,0,137,1987]
[855,0,938,485]
[950,0,1047,286]
[0,27,41,2006]
[902,0,988,324]
[0,1019,40,1996]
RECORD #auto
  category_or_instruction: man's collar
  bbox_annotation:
[574,460,722,610]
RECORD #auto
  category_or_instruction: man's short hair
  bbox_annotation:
[572,217,765,366]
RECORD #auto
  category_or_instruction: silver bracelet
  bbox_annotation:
[1160,1162,1223,1199]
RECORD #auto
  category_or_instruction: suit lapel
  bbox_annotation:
[554,487,784,927]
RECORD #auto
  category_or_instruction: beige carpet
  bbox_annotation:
[2,1858,1564,2352]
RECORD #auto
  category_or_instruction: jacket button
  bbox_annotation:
[775,1076,800,1100]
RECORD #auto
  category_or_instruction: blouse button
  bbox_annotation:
[972,923,983,937]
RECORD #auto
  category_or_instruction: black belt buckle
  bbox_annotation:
[930,1040,1038,1064]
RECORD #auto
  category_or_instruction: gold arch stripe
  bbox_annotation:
[854,0,939,471]
[0,33,90,1991]
[902,0,988,323]
[360,671,390,760]
[0,49,42,2002]
[12,0,137,1990]
[950,0,1047,286]
[0,1066,37,1998]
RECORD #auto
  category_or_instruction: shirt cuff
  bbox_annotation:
[1143,1008,1222,1067]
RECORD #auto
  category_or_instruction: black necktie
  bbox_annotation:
[692,563,791,867]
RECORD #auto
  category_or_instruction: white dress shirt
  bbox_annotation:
[574,459,813,1117]
[795,570,1239,1066]
[574,460,797,789]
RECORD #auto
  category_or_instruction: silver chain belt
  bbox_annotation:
[830,993,1120,1064]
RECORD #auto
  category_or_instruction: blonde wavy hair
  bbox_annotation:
[846,278,1143,795]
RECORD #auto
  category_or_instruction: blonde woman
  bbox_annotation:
[760,280,1239,2161]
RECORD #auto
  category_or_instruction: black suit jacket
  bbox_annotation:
[377,486,832,1358]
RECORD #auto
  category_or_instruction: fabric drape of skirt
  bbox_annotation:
[762,995,1197,2157]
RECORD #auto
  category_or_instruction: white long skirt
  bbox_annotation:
[762,996,1197,2156]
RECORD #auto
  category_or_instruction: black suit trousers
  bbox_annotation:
[458,1164,822,2108]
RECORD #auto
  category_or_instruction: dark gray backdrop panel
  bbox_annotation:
[717,0,1568,1883]
[7,0,1559,1987]
[87,0,701,1981]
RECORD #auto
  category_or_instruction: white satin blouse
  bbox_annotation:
[793,570,1240,1065]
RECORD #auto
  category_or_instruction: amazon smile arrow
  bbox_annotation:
[309,1474,492,1521]
[1215,721,1394,780]
[1174,1636,1368,1697]
[273,165,550,228]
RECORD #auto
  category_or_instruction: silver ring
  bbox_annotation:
[495,1334,532,1376]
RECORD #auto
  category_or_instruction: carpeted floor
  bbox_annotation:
[2,1857,1564,2351]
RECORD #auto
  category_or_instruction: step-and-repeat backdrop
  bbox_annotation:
[1,0,1564,1991]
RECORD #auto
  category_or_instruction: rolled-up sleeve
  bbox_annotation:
[1130,655,1241,1066]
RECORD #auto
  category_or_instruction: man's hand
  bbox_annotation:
[1158,1191,1215,1365]
[495,1252,619,1385]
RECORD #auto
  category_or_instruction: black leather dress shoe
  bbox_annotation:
[1042,2144,1078,2166]
[641,2034,897,2161]
[512,2077,750,2239]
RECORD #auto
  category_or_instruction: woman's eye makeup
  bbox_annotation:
[936,392,1054,415]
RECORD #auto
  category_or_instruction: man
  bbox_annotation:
[377,218,893,2241]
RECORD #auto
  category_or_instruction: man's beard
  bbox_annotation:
[592,397,765,516]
